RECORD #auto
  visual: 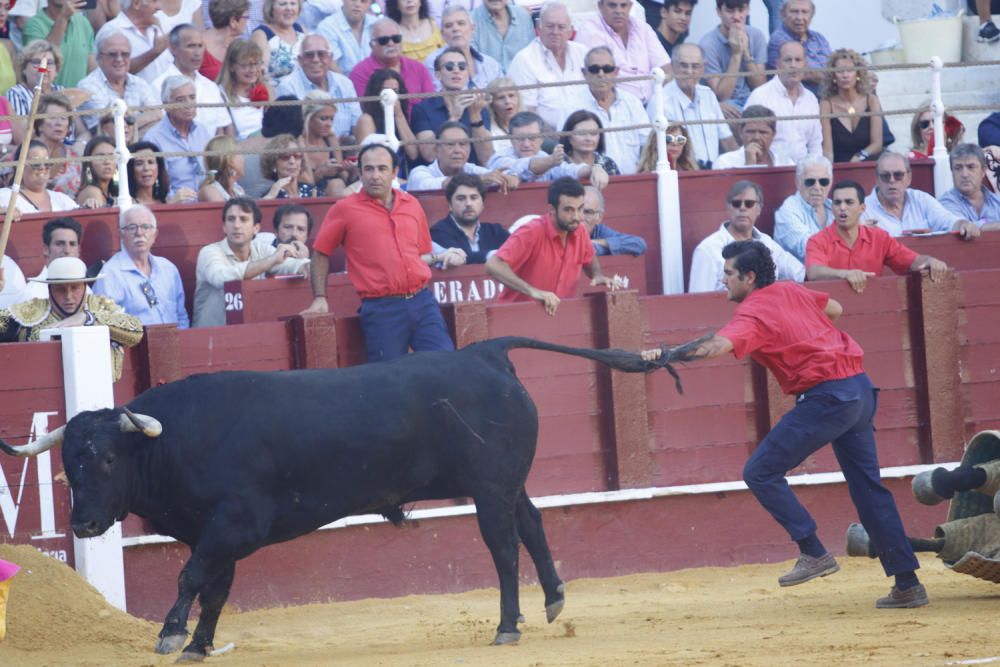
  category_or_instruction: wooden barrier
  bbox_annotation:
[222,254,646,325]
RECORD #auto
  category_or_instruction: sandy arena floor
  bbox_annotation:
[2,543,1000,666]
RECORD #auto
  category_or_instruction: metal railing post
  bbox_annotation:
[380,88,400,152]
[651,69,684,295]
[112,99,133,215]
[929,57,951,196]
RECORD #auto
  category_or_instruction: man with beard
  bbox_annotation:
[431,172,510,264]
[486,177,619,315]
[0,257,144,381]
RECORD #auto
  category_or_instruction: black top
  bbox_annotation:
[430,216,510,264]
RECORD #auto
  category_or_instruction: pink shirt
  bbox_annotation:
[349,55,436,106]
[574,14,670,103]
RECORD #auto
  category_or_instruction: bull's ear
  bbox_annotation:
[0,426,65,457]
[119,408,163,438]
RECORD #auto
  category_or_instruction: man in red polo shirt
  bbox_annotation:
[485,178,619,315]
[641,239,928,609]
[805,180,949,294]
[301,143,454,362]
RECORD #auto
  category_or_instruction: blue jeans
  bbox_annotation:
[743,373,919,576]
[359,288,454,363]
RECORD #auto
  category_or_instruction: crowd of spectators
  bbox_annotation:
[1,0,1000,347]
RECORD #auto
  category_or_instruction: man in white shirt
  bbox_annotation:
[78,30,162,133]
[713,105,793,170]
[276,33,362,137]
[744,40,821,163]
[689,179,803,292]
[564,46,650,175]
[408,122,519,192]
[95,0,174,85]
[651,42,737,169]
[193,197,310,327]
[507,1,589,129]
[153,24,232,135]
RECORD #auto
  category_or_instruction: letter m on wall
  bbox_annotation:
[1,412,61,539]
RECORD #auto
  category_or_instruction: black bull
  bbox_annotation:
[1,336,693,661]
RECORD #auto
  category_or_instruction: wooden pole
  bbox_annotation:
[0,56,49,259]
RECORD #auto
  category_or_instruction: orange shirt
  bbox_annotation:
[313,189,432,299]
[495,215,595,303]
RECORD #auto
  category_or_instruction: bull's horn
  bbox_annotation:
[119,408,163,438]
[0,426,65,457]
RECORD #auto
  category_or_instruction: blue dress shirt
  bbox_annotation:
[94,250,190,328]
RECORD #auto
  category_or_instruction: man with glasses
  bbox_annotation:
[348,17,435,99]
[0,256,144,381]
[653,42,737,169]
[806,180,949,295]
[94,204,189,328]
[863,151,980,240]
[95,0,172,84]
[488,111,607,186]
[194,197,309,327]
[153,24,232,136]
[276,34,361,136]
[316,0,377,75]
[582,185,647,256]
[938,143,1000,231]
[563,46,648,175]
[143,76,212,203]
[409,122,517,192]
[576,0,671,104]
[774,155,833,262]
[412,48,493,166]
[425,6,502,90]
[689,179,802,292]
[78,29,161,133]
[22,0,94,87]
[508,1,589,130]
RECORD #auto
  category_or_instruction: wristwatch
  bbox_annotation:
[469,120,484,128]
[857,149,870,160]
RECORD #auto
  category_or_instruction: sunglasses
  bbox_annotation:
[878,170,907,183]
[140,280,158,307]
[373,34,403,46]
[918,119,932,130]
[803,177,830,187]
[729,199,758,209]
[665,134,687,145]
[586,64,616,74]
[439,61,468,72]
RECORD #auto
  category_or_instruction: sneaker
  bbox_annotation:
[778,553,840,587]
[979,21,1000,43]
[876,583,929,609]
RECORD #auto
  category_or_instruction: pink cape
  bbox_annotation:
[0,559,20,583]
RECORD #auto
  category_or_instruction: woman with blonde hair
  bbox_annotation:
[199,135,247,202]
[487,76,521,154]
[819,48,883,164]
[909,103,965,159]
[637,124,699,173]
[250,0,306,81]
[301,90,356,197]
[260,134,316,199]
[218,39,271,141]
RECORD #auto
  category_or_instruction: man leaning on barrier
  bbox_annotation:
[430,172,510,264]
[0,257,144,382]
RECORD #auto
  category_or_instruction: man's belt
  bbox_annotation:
[363,288,425,301]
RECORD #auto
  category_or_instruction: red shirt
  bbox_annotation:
[805,224,918,276]
[313,189,432,298]
[717,282,865,395]
[495,215,595,303]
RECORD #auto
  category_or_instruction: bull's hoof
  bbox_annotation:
[154,633,188,654]
[845,523,872,558]
[492,631,521,645]
[912,470,946,506]
[175,650,206,664]
[546,582,566,623]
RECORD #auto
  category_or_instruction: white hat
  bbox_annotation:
[29,257,101,284]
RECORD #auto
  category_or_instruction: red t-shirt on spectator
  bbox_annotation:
[313,189,432,299]
[495,215,595,303]
[717,282,865,395]
[805,224,918,276]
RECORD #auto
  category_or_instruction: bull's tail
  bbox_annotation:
[476,334,713,395]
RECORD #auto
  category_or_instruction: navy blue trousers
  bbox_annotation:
[743,373,919,576]
[359,288,454,363]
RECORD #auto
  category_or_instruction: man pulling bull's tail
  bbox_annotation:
[642,239,928,608]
